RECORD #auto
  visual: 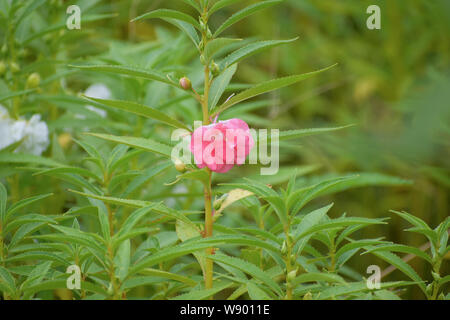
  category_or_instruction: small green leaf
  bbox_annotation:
[86,133,172,158]
[214,0,282,37]
[131,9,201,30]
[209,64,238,111]
[84,97,190,131]
[209,254,283,297]
[220,38,298,69]
[212,64,337,115]
[209,0,241,16]
[70,65,178,88]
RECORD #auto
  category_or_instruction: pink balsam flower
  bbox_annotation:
[190,118,254,173]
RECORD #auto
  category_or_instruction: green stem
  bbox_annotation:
[199,5,214,294]
[284,227,293,300]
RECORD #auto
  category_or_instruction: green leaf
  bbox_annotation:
[0,182,6,223]
[288,176,356,216]
[86,133,172,158]
[292,272,346,286]
[208,0,240,16]
[84,97,190,131]
[364,244,432,264]
[209,254,283,296]
[131,9,201,30]
[213,0,282,37]
[67,190,196,229]
[220,38,298,69]
[14,0,46,31]
[70,65,178,88]
[139,268,197,286]
[317,281,411,300]
[278,125,353,141]
[247,281,271,300]
[204,38,242,62]
[33,167,101,183]
[212,64,337,115]
[180,0,201,12]
[0,89,36,103]
[0,153,62,167]
[370,250,426,293]
[171,282,232,300]
[293,204,333,254]
[22,14,117,45]
[115,239,131,281]
[209,64,238,111]
[0,266,15,295]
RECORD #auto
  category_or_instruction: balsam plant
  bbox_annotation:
[0,0,448,300]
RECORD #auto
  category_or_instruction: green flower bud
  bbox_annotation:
[211,62,220,77]
[426,283,433,296]
[174,159,187,173]
[432,272,441,281]
[281,241,287,255]
[287,269,297,282]
[213,194,227,211]
[26,72,41,89]
[303,292,313,300]
[200,55,206,65]
[179,77,192,90]
[206,28,213,39]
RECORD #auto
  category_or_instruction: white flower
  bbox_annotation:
[0,111,49,156]
[83,83,111,118]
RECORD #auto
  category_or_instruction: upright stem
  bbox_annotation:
[200,3,214,292]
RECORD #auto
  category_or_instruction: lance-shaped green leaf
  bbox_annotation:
[164,18,200,47]
[204,38,242,62]
[277,125,353,142]
[0,182,6,223]
[84,97,190,131]
[131,9,201,30]
[214,0,282,37]
[208,0,241,17]
[0,153,62,167]
[139,268,197,287]
[209,254,283,296]
[68,190,196,229]
[5,193,53,223]
[22,14,117,45]
[220,38,298,69]
[85,133,172,158]
[70,65,178,88]
[209,63,237,111]
[171,282,232,300]
[369,250,426,293]
[180,0,201,12]
[212,64,337,115]
[33,167,102,183]
[363,244,433,264]
[0,89,37,103]
[0,266,16,296]
[291,272,346,286]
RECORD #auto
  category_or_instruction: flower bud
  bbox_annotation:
[281,240,287,255]
[10,62,20,73]
[200,55,206,65]
[211,62,220,77]
[287,269,297,282]
[206,28,213,39]
[26,72,41,89]
[174,159,186,173]
[0,61,5,76]
[303,292,313,300]
[213,194,227,211]
[179,77,192,90]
